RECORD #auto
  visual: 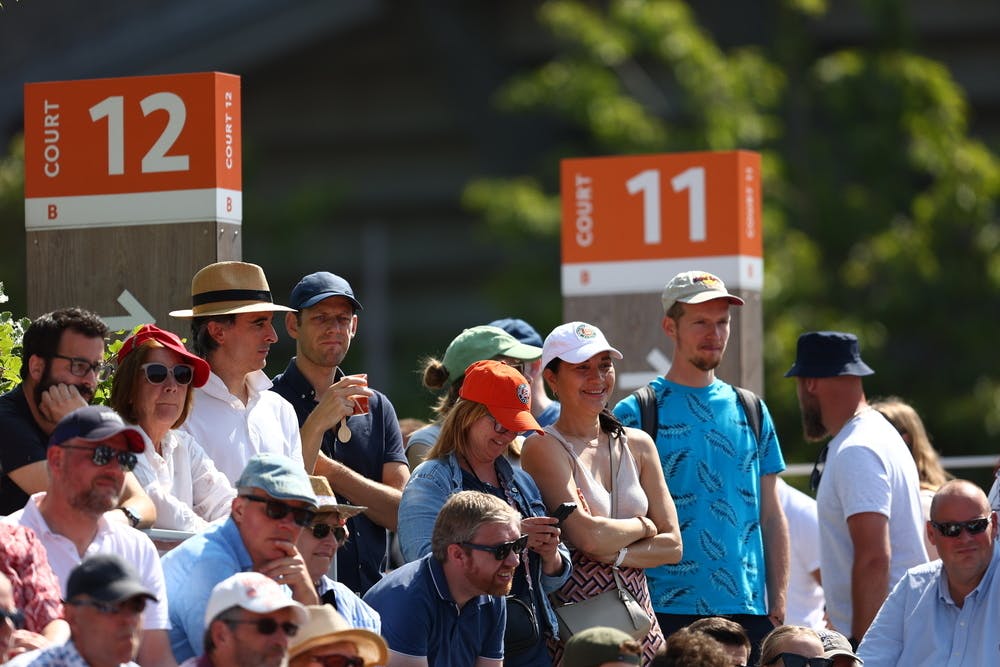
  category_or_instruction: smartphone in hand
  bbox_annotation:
[549,502,578,526]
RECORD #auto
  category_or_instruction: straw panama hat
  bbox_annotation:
[289,605,388,666]
[170,261,295,318]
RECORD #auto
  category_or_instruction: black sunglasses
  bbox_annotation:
[0,608,24,629]
[226,617,299,637]
[931,517,990,538]
[309,656,365,667]
[765,654,832,667]
[52,353,112,381]
[66,597,147,615]
[461,534,529,560]
[309,522,348,543]
[241,495,317,527]
[141,362,195,385]
[56,444,138,472]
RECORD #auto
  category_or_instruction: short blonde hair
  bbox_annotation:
[430,490,520,562]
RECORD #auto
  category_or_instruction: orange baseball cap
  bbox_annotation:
[459,360,543,434]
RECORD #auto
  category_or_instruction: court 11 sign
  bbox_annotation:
[23,72,242,329]
[560,150,762,295]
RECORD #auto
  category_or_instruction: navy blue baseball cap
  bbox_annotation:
[49,405,145,453]
[489,318,544,348]
[785,331,875,378]
[289,272,363,312]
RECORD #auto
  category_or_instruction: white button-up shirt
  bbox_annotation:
[180,370,304,483]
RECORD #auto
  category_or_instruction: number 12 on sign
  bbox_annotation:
[89,93,190,175]
[626,167,705,245]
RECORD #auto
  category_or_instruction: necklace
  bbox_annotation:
[461,455,499,489]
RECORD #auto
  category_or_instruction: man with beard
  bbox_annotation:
[6,406,174,667]
[184,572,308,667]
[363,491,519,667]
[613,271,788,661]
[6,555,158,667]
[786,331,926,645]
[0,307,154,523]
[272,271,409,595]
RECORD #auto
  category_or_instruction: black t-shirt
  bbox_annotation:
[0,385,48,515]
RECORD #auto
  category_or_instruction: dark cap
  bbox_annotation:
[785,331,875,378]
[49,406,145,453]
[488,318,543,348]
[289,272,363,312]
[66,554,157,604]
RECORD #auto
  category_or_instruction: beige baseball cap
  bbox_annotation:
[661,271,744,314]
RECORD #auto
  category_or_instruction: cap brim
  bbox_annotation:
[78,426,146,453]
[97,583,158,605]
[500,341,542,361]
[489,407,543,435]
[680,292,745,306]
[296,292,363,312]
[314,496,367,520]
[826,650,863,664]
[554,345,624,366]
[170,302,296,318]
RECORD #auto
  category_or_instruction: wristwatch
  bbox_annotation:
[119,506,141,528]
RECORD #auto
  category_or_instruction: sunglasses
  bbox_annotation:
[309,656,365,667]
[141,362,195,385]
[53,353,112,381]
[488,416,512,436]
[309,523,348,543]
[931,517,991,538]
[461,534,529,560]
[241,495,317,527]
[0,608,24,629]
[226,617,299,637]
[56,444,138,472]
[765,654,833,667]
[67,597,148,615]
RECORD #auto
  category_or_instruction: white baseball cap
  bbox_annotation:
[203,572,308,627]
[541,322,623,370]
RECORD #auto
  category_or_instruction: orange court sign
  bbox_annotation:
[24,71,241,230]
[560,150,761,295]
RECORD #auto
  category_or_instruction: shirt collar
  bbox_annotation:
[199,369,273,401]
[279,358,345,401]
[426,553,490,608]
[221,517,255,571]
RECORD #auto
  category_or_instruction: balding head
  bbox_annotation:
[929,480,990,520]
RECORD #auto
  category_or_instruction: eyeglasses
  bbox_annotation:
[225,617,299,637]
[931,517,991,538]
[487,416,512,435]
[66,597,147,615]
[308,656,365,667]
[0,608,24,629]
[241,495,317,527]
[141,362,195,385]
[56,444,138,472]
[53,354,111,381]
[764,654,833,667]
[501,360,528,376]
[309,522,348,543]
[461,534,529,560]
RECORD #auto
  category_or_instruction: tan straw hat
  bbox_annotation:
[309,475,366,521]
[169,261,295,318]
[289,605,388,666]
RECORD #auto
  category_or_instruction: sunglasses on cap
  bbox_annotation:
[56,444,138,472]
[309,522,348,543]
[764,654,832,667]
[931,517,991,538]
[308,656,365,667]
[461,534,529,560]
[225,617,299,637]
[66,597,148,615]
[241,495,317,527]
[141,362,195,385]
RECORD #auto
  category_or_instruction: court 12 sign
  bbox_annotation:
[560,150,761,295]
[24,71,241,230]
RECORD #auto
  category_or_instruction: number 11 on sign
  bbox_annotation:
[626,167,705,245]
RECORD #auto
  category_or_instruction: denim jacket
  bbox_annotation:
[397,452,572,638]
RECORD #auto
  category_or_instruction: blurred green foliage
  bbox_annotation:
[462,0,1000,476]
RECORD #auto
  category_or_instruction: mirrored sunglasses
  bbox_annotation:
[141,362,195,385]
[309,523,348,543]
[226,617,299,637]
[241,495,316,527]
[66,597,147,615]
[931,517,990,538]
[461,534,529,560]
[765,654,833,667]
[56,444,138,472]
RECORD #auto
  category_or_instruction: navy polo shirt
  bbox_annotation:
[271,358,406,594]
[363,554,505,666]
[0,386,49,515]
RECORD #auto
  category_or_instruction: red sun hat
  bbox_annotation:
[117,324,211,388]
[459,359,543,435]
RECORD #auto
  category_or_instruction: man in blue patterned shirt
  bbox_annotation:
[614,270,789,662]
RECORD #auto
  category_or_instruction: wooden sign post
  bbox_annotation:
[23,72,242,335]
[560,150,764,400]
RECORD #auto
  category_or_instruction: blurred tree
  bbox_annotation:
[463,0,1000,474]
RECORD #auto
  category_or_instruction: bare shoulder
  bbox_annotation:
[622,426,657,457]
[521,432,573,476]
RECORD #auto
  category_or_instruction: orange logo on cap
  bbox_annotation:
[575,323,597,340]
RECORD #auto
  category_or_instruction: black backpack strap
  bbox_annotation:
[630,384,658,440]
[734,385,763,444]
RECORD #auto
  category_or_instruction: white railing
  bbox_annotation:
[782,455,997,478]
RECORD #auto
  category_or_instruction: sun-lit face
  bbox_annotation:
[53,435,131,516]
[133,347,188,432]
[287,297,357,371]
[295,512,346,583]
[796,379,828,442]
[543,352,615,416]
[465,413,518,468]
[664,300,731,372]
[33,329,105,407]
[213,312,279,374]
[928,488,997,587]
[216,608,299,667]
[460,520,521,596]
[232,490,311,566]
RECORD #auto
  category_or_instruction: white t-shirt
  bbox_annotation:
[816,408,928,633]
[777,478,826,629]
[7,492,170,631]
[180,370,304,483]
